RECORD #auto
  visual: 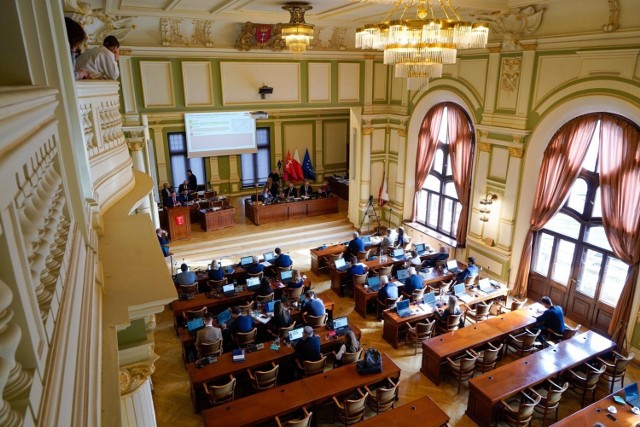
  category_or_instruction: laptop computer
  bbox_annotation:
[396,299,413,318]
[332,316,349,336]
[422,292,437,308]
[478,278,494,293]
[240,256,254,267]
[223,265,235,275]
[334,258,348,272]
[280,269,293,284]
[265,299,281,313]
[624,383,640,407]
[414,243,426,255]
[288,326,305,344]
[186,317,205,335]
[446,260,460,273]
[397,268,410,283]
[222,283,236,297]
[217,309,232,326]
[263,251,275,263]
[367,276,381,291]
[453,283,466,296]
[246,277,261,291]
[391,248,406,261]
[361,235,371,244]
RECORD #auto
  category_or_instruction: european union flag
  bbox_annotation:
[302,148,315,180]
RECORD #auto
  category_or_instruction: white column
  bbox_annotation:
[127,140,152,215]
[120,378,157,427]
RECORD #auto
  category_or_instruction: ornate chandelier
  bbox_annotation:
[355,0,488,90]
[281,2,314,53]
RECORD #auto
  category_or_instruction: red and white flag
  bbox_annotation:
[292,149,305,180]
[283,150,295,181]
[378,164,389,207]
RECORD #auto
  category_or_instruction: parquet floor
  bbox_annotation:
[152,196,640,426]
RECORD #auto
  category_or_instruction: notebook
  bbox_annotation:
[391,248,406,261]
[217,309,232,326]
[397,268,410,283]
[332,316,349,336]
[396,299,413,318]
[334,258,348,271]
[624,383,640,407]
[240,256,254,267]
[414,243,426,254]
[446,260,460,273]
[263,251,275,262]
[222,283,236,296]
[366,276,381,291]
[288,326,305,344]
[186,317,205,334]
[246,277,261,291]
[280,269,293,283]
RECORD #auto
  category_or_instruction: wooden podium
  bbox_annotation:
[166,206,191,241]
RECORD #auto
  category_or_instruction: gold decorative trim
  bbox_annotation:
[362,127,373,136]
[127,142,144,152]
[478,142,491,152]
[119,364,155,397]
[398,129,407,137]
[508,147,524,158]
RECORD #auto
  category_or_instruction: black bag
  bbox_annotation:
[356,348,383,375]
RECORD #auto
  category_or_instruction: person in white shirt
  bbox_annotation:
[75,35,120,80]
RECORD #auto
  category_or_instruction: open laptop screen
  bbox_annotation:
[423,292,436,304]
[446,260,459,271]
[367,276,381,290]
[240,256,254,266]
[266,300,280,313]
[334,258,346,269]
[280,269,293,282]
[186,317,205,333]
[392,248,405,258]
[361,235,371,244]
[263,251,275,262]
[222,284,235,294]
[478,278,491,291]
[453,283,466,295]
[246,277,261,291]
[624,383,639,404]
[396,299,410,312]
[333,316,349,330]
[217,309,232,326]
[397,268,410,281]
[288,326,304,342]
[414,243,426,253]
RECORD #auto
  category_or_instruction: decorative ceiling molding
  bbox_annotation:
[603,0,620,32]
[160,18,214,47]
[64,1,137,42]
[477,6,544,51]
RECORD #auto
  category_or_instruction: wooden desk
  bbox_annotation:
[382,301,438,349]
[244,196,339,225]
[199,207,235,231]
[421,303,543,384]
[359,396,450,427]
[310,243,347,275]
[171,290,254,329]
[329,257,401,296]
[550,384,640,426]
[354,283,380,318]
[201,352,400,426]
[328,176,349,200]
[467,331,616,427]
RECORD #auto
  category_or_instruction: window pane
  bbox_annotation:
[433,149,444,174]
[441,198,453,234]
[427,194,439,227]
[416,191,427,223]
[452,202,461,234]
[437,108,448,144]
[566,178,587,214]
[585,226,612,251]
[256,128,270,148]
[599,257,629,306]
[581,121,600,172]
[168,133,185,153]
[424,175,440,191]
[533,233,554,276]
[170,156,186,189]
[241,153,256,186]
[444,182,457,197]
[187,159,205,188]
[577,249,602,298]
[551,240,575,285]
[592,187,602,218]
[256,148,270,183]
[445,153,453,176]
[544,213,581,239]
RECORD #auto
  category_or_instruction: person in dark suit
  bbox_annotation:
[256,277,274,297]
[534,296,566,338]
[274,247,292,268]
[225,306,254,334]
[347,231,365,257]
[299,180,313,197]
[295,326,321,362]
[177,188,192,204]
[187,169,197,191]
[301,290,325,316]
[246,256,264,275]
[396,226,409,249]
[178,179,190,194]
[156,228,170,256]
[423,246,449,268]
[285,182,297,198]
[195,314,222,357]
[268,170,281,186]
[165,190,181,207]
[318,179,331,197]
[266,177,279,197]
[404,267,424,294]
[160,182,171,202]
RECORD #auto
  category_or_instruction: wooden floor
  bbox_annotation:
[152,197,640,427]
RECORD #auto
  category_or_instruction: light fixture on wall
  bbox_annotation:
[479,193,498,222]
[258,84,273,99]
[354,0,489,90]
[281,2,314,53]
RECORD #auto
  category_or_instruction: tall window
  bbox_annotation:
[241,128,271,188]
[167,132,205,189]
[415,106,467,241]
[530,116,632,331]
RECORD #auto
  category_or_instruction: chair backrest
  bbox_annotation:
[458,355,477,373]
[256,293,274,304]
[356,249,370,261]
[562,323,581,340]
[373,381,398,410]
[280,410,312,427]
[612,351,634,374]
[434,259,447,268]
[303,356,326,376]
[353,272,368,286]
[480,343,502,367]
[511,298,527,311]
[341,348,363,365]
[238,301,254,313]
[521,329,540,347]
[516,394,541,420]
[199,339,222,357]
[327,253,343,263]
[235,328,257,347]
[412,287,425,301]
[183,306,207,320]
[251,363,279,390]
[416,320,435,338]
[585,364,606,387]
[284,286,304,300]
[378,266,392,276]
[340,393,367,423]
[446,313,462,331]
[278,321,296,340]
[544,381,569,407]
[384,298,398,309]
[463,274,478,285]
[278,266,293,273]
[304,313,327,328]
[439,281,452,296]
[204,376,236,405]
[208,278,226,290]
[180,283,198,296]
[247,271,264,279]
[475,302,491,318]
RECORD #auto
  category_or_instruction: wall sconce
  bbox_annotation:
[258,84,273,99]
[479,193,498,222]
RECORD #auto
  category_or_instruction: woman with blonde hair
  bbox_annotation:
[335,330,360,365]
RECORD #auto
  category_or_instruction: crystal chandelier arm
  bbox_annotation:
[442,0,463,21]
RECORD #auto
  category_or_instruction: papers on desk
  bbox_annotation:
[278,283,285,288]
[458,294,476,304]
[261,261,272,267]
[252,313,272,325]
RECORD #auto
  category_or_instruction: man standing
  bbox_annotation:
[156,228,171,257]
[187,169,198,191]
[75,35,120,80]
[348,231,365,257]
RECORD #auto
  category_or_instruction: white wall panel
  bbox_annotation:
[458,58,488,100]
[533,55,580,105]
[371,128,385,153]
[308,62,331,103]
[323,121,348,165]
[140,62,175,108]
[181,61,213,107]
[373,63,387,102]
[489,147,509,181]
[283,123,313,163]
[338,63,360,102]
[220,62,301,105]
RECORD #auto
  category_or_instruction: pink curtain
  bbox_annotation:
[599,115,640,344]
[413,105,445,220]
[447,104,475,246]
[513,115,598,297]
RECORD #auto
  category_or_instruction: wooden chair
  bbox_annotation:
[352,272,368,286]
[434,259,447,269]
[374,265,392,276]
[303,313,327,328]
[283,286,304,300]
[256,293,274,305]
[364,378,398,414]
[203,375,236,406]
[377,297,398,319]
[499,389,541,427]
[504,329,540,358]
[247,271,264,280]
[446,350,478,393]
[356,249,370,261]
[433,279,453,296]
[547,323,581,344]
[532,379,569,426]
[182,306,207,322]
[207,278,226,292]
[597,350,634,393]
[436,313,462,335]
[275,408,312,427]
[277,321,296,341]
[179,283,198,297]
[324,253,343,270]
[463,274,478,285]
[333,390,368,425]
[566,362,606,407]
[406,319,435,354]
[464,301,492,325]
[295,356,327,377]
[238,301,254,314]
[247,362,279,391]
[332,348,363,367]
[475,342,502,374]
[198,339,222,358]
[233,328,257,349]
[497,297,527,315]
[403,287,425,302]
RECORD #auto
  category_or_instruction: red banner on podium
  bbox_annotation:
[175,215,185,226]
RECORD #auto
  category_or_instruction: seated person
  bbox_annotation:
[334,330,360,366]
[288,270,305,289]
[302,290,325,317]
[455,257,479,283]
[175,263,197,286]
[246,256,264,275]
[377,275,398,303]
[437,295,463,327]
[534,296,565,339]
[273,191,286,203]
[395,226,409,249]
[165,189,181,207]
[299,180,314,197]
[295,326,321,362]
[177,188,193,205]
[256,277,274,297]
[271,301,292,332]
[404,267,424,294]
[347,255,366,278]
[208,259,224,281]
[407,250,422,267]
[317,179,331,197]
[274,247,293,268]
[223,306,255,335]
[261,185,273,202]
[347,231,365,257]
[195,314,222,357]
[156,228,170,257]
[424,246,449,268]
[284,182,297,198]
[379,228,394,255]
[75,35,120,80]
[178,179,190,194]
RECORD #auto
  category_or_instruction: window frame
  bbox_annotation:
[240,127,271,188]
[167,132,205,190]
